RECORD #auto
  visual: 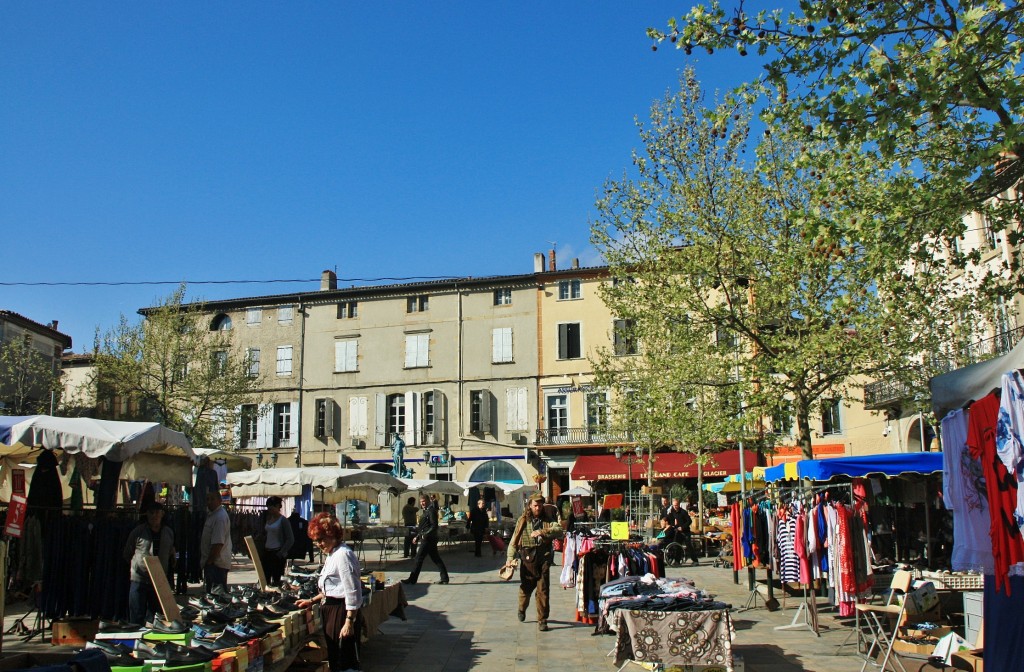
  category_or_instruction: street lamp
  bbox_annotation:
[614,445,644,529]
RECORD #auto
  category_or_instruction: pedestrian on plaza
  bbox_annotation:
[505,493,563,632]
[401,496,419,559]
[258,496,294,586]
[662,498,699,565]
[192,456,220,512]
[123,502,174,626]
[296,513,363,672]
[200,490,232,593]
[402,494,450,585]
[469,498,490,557]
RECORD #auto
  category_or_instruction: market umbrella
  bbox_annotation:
[228,467,406,502]
[398,478,465,497]
[192,447,253,472]
[560,486,593,497]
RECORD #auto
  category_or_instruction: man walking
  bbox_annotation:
[506,493,563,631]
[201,491,232,593]
[402,494,449,585]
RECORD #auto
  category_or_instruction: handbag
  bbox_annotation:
[498,558,518,581]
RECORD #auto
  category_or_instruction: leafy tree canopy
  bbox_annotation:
[0,334,61,415]
[93,285,262,450]
[650,1,1023,285]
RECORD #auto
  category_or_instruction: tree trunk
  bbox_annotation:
[796,400,814,461]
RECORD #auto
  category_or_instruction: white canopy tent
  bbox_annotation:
[560,485,593,497]
[227,467,407,504]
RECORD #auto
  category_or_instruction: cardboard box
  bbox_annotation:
[904,581,940,615]
[951,648,983,671]
[901,625,953,640]
[51,619,99,647]
[893,637,941,656]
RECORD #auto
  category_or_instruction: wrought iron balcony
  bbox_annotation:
[864,325,1024,410]
[535,427,634,446]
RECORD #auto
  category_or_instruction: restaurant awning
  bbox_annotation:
[571,449,758,482]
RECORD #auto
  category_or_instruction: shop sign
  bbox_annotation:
[5,494,27,537]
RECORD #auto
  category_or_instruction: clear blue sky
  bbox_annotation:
[1,2,761,352]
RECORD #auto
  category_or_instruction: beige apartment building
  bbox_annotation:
[0,310,72,414]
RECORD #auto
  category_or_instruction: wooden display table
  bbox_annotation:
[360,583,408,642]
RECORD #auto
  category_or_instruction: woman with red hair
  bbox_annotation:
[296,513,363,671]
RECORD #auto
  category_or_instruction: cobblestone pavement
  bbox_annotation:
[1,541,941,671]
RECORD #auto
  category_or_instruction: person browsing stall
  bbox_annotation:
[296,513,363,672]
[469,498,490,558]
[259,496,294,586]
[200,490,232,593]
[123,502,174,626]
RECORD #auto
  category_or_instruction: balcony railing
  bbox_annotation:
[535,427,634,446]
[864,325,1024,409]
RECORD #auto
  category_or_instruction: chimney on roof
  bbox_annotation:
[571,258,579,269]
[48,320,59,331]
[321,270,337,291]
[534,253,546,273]
[549,248,557,272]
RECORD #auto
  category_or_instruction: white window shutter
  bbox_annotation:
[325,398,335,438]
[516,387,529,431]
[258,403,272,449]
[349,396,366,437]
[334,342,344,372]
[432,388,445,445]
[374,393,387,446]
[480,389,492,434]
[405,391,418,446]
[492,329,502,362]
[418,334,429,366]
[346,340,358,371]
[505,388,518,431]
[290,401,299,447]
[404,335,416,368]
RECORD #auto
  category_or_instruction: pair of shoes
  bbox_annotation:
[437,579,450,584]
[517,610,525,622]
[401,578,416,585]
[538,622,549,632]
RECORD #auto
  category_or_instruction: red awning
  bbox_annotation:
[571,450,759,482]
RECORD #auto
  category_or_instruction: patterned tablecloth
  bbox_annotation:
[613,607,734,671]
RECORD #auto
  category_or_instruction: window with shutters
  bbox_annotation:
[773,402,794,437]
[337,301,358,319]
[276,346,293,375]
[387,394,406,444]
[277,305,294,324]
[246,307,262,326]
[492,327,513,363]
[546,395,569,441]
[211,314,232,331]
[212,350,228,376]
[315,398,333,439]
[613,319,638,356]
[405,333,429,368]
[505,387,528,432]
[470,390,488,433]
[821,399,843,435]
[558,279,581,300]
[423,391,436,443]
[240,404,258,449]
[406,295,429,313]
[586,392,608,433]
[493,289,512,305]
[245,348,260,377]
[334,339,358,372]
[557,322,582,360]
[273,402,291,447]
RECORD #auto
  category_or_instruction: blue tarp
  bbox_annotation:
[764,452,944,482]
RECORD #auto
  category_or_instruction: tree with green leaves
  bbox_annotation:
[650,1,1023,287]
[0,334,61,415]
[93,285,262,450]
[591,71,991,460]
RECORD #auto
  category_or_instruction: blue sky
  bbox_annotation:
[1,2,760,351]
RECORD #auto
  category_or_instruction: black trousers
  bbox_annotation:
[403,530,417,558]
[472,530,485,556]
[407,537,448,583]
[322,598,360,671]
[262,548,286,585]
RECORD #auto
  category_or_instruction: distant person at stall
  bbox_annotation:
[662,498,699,566]
[660,495,671,518]
[506,493,563,632]
[200,491,232,593]
[259,496,294,586]
[288,509,314,563]
[401,496,419,559]
[192,456,219,512]
[469,498,490,557]
[296,513,363,672]
[401,494,450,585]
[123,502,174,626]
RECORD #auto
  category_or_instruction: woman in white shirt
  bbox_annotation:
[296,513,363,671]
